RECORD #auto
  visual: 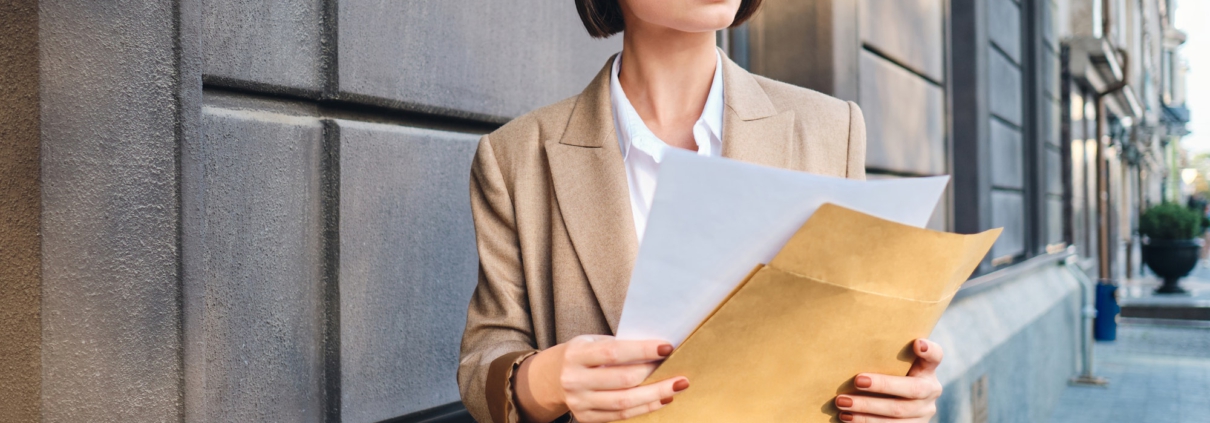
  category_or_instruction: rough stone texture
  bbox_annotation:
[987,0,1021,63]
[201,0,325,95]
[39,1,183,421]
[988,48,1023,126]
[747,0,860,101]
[991,190,1025,259]
[337,121,481,422]
[858,50,946,175]
[336,1,620,123]
[933,265,1080,422]
[990,118,1024,190]
[0,0,41,420]
[859,0,944,81]
[186,105,328,422]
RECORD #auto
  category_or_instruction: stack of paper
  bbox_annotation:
[616,151,951,346]
[622,203,1000,422]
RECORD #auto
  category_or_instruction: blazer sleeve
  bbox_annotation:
[845,101,868,181]
[459,134,541,423]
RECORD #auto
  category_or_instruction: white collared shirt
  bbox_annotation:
[610,50,725,242]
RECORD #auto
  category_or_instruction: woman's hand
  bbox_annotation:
[514,335,689,423]
[834,339,944,422]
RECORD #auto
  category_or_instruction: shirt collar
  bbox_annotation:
[610,49,725,162]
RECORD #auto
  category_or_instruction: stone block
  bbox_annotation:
[337,121,480,422]
[988,0,1021,63]
[1042,47,1060,100]
[39,1,183,420]
[991,118,1023,190]
[337,1,621,123]
[201,0,325,94]
[988,49,1023,126]
[859,51,946,175]
[1041,98,1061,148]
[1046,146,1063,196]
[189,105,327,422]
[859,0,945,81]
[867,173,949,231]
[1043,0,1058,49]
[1047,196,1064,245]
[991,190,1025,259]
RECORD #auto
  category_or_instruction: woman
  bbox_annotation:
[458,1,944,422]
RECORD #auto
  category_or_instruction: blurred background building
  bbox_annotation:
[0,0,1193,422]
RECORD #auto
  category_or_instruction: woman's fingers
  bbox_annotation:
[567,338,673,367]
[568,377,689,423]
[838,411,928,423]
[835,394,936,419]
[907,338,944,378]
[565,362,659,391]
[581,377,688,411]
[575,399,667,423]
[852,372,943,400]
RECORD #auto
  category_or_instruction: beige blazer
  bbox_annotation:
[458,52,867,423]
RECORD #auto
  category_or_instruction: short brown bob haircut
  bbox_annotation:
[575,0,764,39]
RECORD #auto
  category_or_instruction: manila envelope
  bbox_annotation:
[622,203,1001,422]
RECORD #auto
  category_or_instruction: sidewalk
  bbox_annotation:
[1048,266,1210,422]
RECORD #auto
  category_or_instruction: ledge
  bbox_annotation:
[954,250,1075,301]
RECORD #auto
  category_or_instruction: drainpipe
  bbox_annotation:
[1095,50,1129,283]
[1065,254,1109,385]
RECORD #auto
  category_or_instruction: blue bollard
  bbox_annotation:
[1094,283,1119,341]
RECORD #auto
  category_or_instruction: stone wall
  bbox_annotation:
[37,1,189,421]
[0,1,41,421]
[193,1,619,421]
[6,1,1090,422]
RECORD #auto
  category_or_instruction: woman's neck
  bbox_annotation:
[618,24,719,151]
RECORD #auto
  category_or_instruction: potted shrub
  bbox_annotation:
[1140,203,1204,294]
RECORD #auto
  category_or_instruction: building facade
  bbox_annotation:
[0,0,1190,422]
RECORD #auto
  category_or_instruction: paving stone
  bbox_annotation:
[336,121,480,422]
[1048,324,1210,423]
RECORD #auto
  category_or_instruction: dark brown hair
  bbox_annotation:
[575,0,764,39]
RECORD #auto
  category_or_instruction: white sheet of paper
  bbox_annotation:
[615,150,949,346]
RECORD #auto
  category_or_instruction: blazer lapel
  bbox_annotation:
[545,54,637,332]
[719,53,795,168]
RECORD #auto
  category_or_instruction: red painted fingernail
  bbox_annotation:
[835,396,853,408]
[855,375,872,389]
[839,411,855,422]
[673,379,690,392]
[919,340,929,353]
[661,397,674,405]
[658,344,674,357]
